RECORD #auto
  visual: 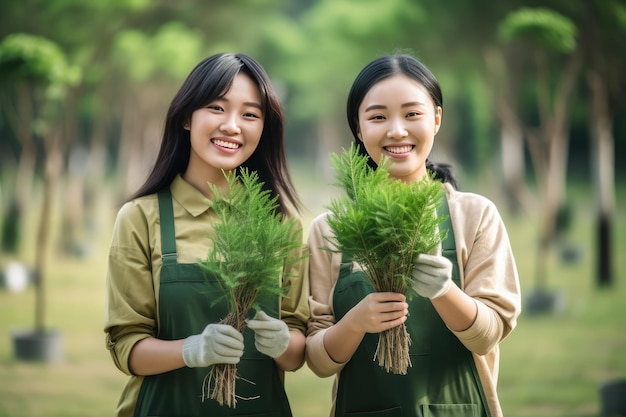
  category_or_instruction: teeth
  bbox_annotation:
[213,139,241,149]
[385,145,412,154]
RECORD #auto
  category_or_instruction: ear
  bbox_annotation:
[434,106,442,135]
[183,119,190,131]
[356,125,363,142]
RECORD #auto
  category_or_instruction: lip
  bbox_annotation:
[211,137,243,153]
[383,144,415,157]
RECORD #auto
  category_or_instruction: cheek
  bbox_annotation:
[251,124,264,144]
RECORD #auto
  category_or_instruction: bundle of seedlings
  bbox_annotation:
[199,168,303,408]
[325,144,447,375]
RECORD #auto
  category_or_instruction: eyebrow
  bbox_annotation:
[363,101,424,112]
[215,96,263,110]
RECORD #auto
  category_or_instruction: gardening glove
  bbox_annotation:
[182,323,244,368]
[246,310,290,358]
[412,253,453,299]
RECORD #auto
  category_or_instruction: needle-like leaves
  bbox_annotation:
[200,168,303,314]
[198,168,305,407]
[324,144,448,374]
[326,144,448,297]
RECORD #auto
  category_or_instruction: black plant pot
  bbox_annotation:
[12,329,63,363]
[600,379,626,416]
[524,289,565,315]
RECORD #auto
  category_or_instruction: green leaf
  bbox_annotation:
[199,168,305,314]
[325,144,447,297]
[498,7,578,53]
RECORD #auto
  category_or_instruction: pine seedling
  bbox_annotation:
[325,144,447,374]
[199,168,304,408]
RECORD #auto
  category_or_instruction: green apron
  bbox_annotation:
[132,190,292,416]
[332,197,490,417]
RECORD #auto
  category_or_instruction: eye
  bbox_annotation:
[406,111,421,118]
[369,114,386,121]
[243,111,262,119]
[207,104,224,112]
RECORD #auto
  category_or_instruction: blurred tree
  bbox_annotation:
[0,33,80,332]
[109,23,207,198]
[1,0,624,269]
[498,7,582,298]
[270,0,431,179]
[580,0,626,287]
[0,0,289,253]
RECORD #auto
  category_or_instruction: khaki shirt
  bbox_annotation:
[305,182,521,417]
[104,174,309,416]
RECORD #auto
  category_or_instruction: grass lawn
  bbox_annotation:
[0,168,624,417]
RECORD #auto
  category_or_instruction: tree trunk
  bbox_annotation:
[588,70,615,287]
[316,117,345,182]
[483,47,534,215]
[532,51,583,289]
[34,128,63,332]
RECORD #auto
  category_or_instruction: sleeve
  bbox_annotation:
[449,192,522,355]
[104,201,156,375]
[305,213,348,377]
[280,219,310,335]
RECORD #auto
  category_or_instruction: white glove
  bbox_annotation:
[246,310,290,358]
[182,323,245,368]
[412,253,453,299]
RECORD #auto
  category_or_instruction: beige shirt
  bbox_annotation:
[305,182,521,417]
[104,174,310,417]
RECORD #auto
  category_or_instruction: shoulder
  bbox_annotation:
[281,212,305,241]
[115,194,159,225]
[444,183,500,217]
[306,211,335,247]
[309,212,332,234]
[111,194,160,246]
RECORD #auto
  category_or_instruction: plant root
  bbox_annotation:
[374,323,412,375]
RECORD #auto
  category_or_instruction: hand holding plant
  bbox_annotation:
[246,310,290,358]
[325,144,447,374]
[412,253,453,299]
[182,324,245,368]
[199,168,304,407]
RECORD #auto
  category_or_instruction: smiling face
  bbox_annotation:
[357,74,442,183]
[184,72,264,192]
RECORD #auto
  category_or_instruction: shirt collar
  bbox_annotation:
[170,174,212,217]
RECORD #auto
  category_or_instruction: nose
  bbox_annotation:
[387,118,408,139]
[220,114,241,135]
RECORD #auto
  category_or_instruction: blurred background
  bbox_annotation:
[0,0,625,416]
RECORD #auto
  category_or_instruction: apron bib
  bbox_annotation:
[332,196,491,417]
[133,190,292,417]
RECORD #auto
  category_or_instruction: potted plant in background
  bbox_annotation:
[0,33,80,362]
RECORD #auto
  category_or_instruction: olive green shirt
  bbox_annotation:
[104,174,309,416]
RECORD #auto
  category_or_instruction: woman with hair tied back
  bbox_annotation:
[306,53,521,417]
[104,52,309,417]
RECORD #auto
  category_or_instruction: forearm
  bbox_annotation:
[322,311,366,363]
[431,283,477,331]
[273,331,306,371]
[128,337,186,376]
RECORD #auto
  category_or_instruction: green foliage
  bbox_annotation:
[0,33,81,96]
[498,7,578,53]
[112,22,206,82]
[199,168,304,314]
[325,145,447,297]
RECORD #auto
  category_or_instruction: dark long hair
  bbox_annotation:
[346,54,458,189]
[128,52,301,215]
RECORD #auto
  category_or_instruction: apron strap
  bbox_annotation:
[158,190,178,266]
[438,194,455,252]
[438,193,492,417]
